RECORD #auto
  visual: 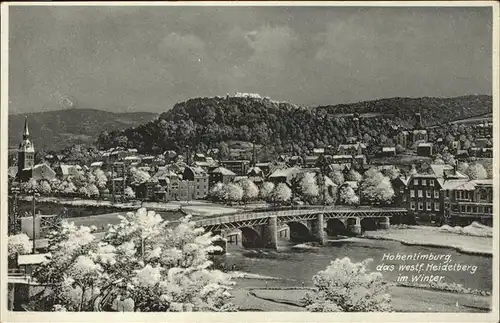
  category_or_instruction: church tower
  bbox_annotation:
[18,116,35,172]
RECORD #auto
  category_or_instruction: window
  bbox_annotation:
[434,202,440,211]
[461,205,466,212]
[455,191,459,199]
[403,195,407,201]
[472,206,477,213]
[434,190,439,199]
[410,202,415,210]
[418,190,423,198]
[410,190,415,198]
[422,179,427,186]
[418,202,423,210]
[414,179,419,186]
[426,190,431,198]
[426,202,431,211]
[430,180,434,187]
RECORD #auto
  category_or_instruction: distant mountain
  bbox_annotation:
[9,109,158,151]
[95,94,492,158]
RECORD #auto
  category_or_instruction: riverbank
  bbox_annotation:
[17,196,244,216]
[230,278,492,312]
[362,225,492,256]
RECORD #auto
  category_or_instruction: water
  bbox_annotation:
[222,236,492,292]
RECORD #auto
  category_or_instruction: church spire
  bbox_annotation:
[23,116,30,140]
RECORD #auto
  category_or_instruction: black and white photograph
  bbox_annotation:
[1,2,498,321]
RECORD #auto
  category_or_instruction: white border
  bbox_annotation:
[1,2,499,322]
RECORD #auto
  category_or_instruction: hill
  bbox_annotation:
[95,94,492,158]
[9,109,158,151]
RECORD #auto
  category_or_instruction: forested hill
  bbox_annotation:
[9,109,158,151]
[96,94,492,156]
[316,95,492,127]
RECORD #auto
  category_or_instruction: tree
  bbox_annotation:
[32,209,236,312]
[339,186,359,205]
[238,179,259,202]
[457,161,469,174]
[304,257,392,312]
[8,233,31,259]
[124,186,136,200]
[381,166,400,180]
[441,151,456,166]
[465,163,488,180]
[78,186,90,198]
[58,181,77,196]
[130,167,151,185]
[259,182,275,201]
[329,170,344,186]
[360,168,394,204]
[87,184,100,198]
[21,178,38,194]
[345,169,362,182]
[208,182,226,202]
[272,183,292,204]
[94,169,108,190]
[225,183,243,203]
[39,180,52,195]
[300,172,319,202]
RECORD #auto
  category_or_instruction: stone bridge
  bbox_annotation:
[196,206,407,250]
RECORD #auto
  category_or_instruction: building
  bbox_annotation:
[444,179,493,226]
[412,113,428,143]
[379,147,396,157]
[268,167,302,186]
[183,166,209,199]
[416,143,433,157]
[209,167,236,187]
[55,164,83,179]
[337,142,366,156]
[17,164,57,183]
[395,131,409,148]
[220,160,251,176]
[17,117,35,175]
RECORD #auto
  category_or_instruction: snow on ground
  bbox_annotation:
[437,222,492,238]
[291,243,320,250]
[363,224,492,256]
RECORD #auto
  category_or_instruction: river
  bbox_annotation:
[221,236,492,292]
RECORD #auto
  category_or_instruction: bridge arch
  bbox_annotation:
[326,219,347,236]
[240,227,261,248]
[360,218,378,232]
[287,222,311,242]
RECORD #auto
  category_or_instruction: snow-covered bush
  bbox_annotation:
[304,257,393,312]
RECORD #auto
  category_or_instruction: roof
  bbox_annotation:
[8,166,18,178]
[90,162,103,167]
[247,166,263,175]
[437,178,470,190]
[430,164,468,180]
[58,164,81,175]
[18,253,50,266]
[211,167,236,176]
[269,167,301,179]
[343,181,359,189]
[185,166,208,177]
[413,129,428,134]
[332,155,353,159]
[417,143,433,147]
[313,148,325,153]
[471,179,493,186]
[382,147,396,152]
[124,156,141,161]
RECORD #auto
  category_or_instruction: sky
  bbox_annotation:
[8,5,493,114]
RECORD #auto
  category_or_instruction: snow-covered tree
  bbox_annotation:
[94,169,108,190]
[78,186,90,198]
[339,186,359,205]
[442,151,456,166]
[208,182,226,202]
[259,182,275,200]
[300,172,319,202]
[304,257,392,312]
[87,184,100,198]
[465,163,488,180]
[457,161,469,174]
[21,178,38,194]
[360,168,394,204]
[32,209,236,312]
[8,233,31,259]
[381,166,400,180]
[39,180,52,195]
[272,183,292,204]
[330,170,345,186]
[238,179,259,202]
[129,167,151,185]
[345,169,362,182]
[58,181,77,196]
[124,186,136,200]
[225,183,243,203]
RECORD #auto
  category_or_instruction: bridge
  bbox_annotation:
[196,206,407,249]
